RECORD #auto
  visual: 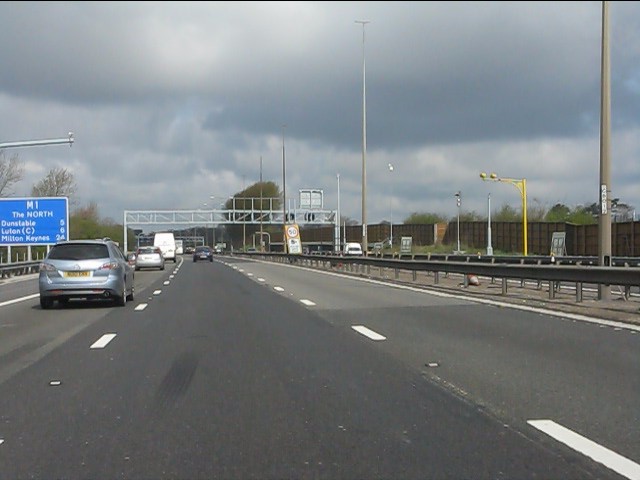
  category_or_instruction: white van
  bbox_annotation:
[175,239,184,255]
[344,242,363,256]
[153,232,177,263]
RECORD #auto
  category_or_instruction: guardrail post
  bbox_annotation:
[394,268,399,279]
[549,280,556,300]
[412,270,417,281]
[576,282,583,302]
[502,278,507,295]
[434,271,440,284]
[625,285,631,300]
[367,264,370,275]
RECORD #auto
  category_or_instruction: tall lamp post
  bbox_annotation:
[356,19,370,254]
[487,193,493,256]
[259,156,264,252]
[598,0,612,300]
[480,172,528,256]
[454,191,461,253]
[336,173,341,254]
[388,163,394,248]
[281,124,287,253]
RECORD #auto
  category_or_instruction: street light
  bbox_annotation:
[480,172,528,256]
[454,191,461,253]
[356,19,370,254]
[487,193,493,256]
[282,124,287,253]
[388,163,394,248]
[336,173,341,254]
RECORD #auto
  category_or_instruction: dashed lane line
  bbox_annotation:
[90,333,117,349]
[528,419,640,480]
[352,325,386,341]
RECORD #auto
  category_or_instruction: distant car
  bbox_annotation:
[135,246,165,271]
[38,238,135,309]
[193,246,213,262]
[343,242,364,256]
[185,246,195,255]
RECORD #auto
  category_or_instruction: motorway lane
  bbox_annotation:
[0,262,178,387]
[220,256,640,477]
[0,257,622,479]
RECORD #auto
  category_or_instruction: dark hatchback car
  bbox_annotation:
[193,246,213,262]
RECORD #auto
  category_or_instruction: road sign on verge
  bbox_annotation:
[0,197,69,246]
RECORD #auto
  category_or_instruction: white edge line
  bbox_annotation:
[352,325,386,341]
[300,299,316,306]
[528,419,640,480]
[90,333,117,349]
[274,286,285,292]
[0,293,39,307]
[244,259,640,332]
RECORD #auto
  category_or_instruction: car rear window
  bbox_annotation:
[48,244,110,260]
[138,247,157,254]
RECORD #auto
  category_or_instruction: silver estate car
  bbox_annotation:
[134,246,165,271]
[39,238,135,309]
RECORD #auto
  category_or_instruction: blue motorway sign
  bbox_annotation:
[0,197,69,246]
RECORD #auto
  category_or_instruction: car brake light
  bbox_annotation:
[39,262,56,272]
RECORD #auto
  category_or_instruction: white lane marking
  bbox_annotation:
[135,303,148,311]
[239,269,245,272]
[153,290,162,295]
[0,439,3,445]
[90,333,117,349]
[352,325,386,341]
[247,273,254,277]
[257,278,265,282]
[0,293,39,307]
[241,259,640,332]
[163,280,170,285]
[170,274,175,278]
[528,419,640,480]
[274,286,285,292]
[300,299,316,306]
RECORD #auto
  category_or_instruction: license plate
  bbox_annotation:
[64,271,90,277]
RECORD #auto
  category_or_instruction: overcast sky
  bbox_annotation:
[1,1,639,230]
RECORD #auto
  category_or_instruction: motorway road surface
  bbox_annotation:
[0,256,637,479]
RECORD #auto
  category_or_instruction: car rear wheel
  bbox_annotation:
[115,285,127,307]
[40,296,54,309]
[126,285,135,302]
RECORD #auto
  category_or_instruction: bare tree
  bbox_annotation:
[0,151,25,197]
[31,167,78,203]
